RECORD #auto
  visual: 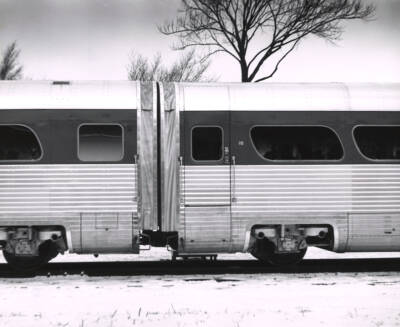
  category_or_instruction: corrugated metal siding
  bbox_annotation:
[183,166,230,206]
[233,164,400,213]
[0,164,138,253]
[180,166,231,253]
[180,164,400,253]
[0,164,137,213]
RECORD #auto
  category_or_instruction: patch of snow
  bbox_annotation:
[0,246,399,264]
[0,271,399,327]
[0,247,399,326]
[48,246,400,263]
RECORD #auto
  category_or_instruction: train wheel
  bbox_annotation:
[266,249,307,266]
[38,240,60,262]
[3,240,59,273]
[251,240,307,266]
[2,251,46,273]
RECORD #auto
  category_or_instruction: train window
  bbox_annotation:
[251,126,343,161]
[192,126,223,161]
[78,124,123,161]
[0,125,42,161]
[354,126,400,160]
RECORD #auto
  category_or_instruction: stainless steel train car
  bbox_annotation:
[0,81,160,271]
[1,80,399,271]
[159,82,400,264]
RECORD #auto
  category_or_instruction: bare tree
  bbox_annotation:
[0,41,23,80]
[128,49,213,82]
[160,0,375,82]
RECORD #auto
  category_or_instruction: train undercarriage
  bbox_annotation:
[0,223,334,272]
[0,226,67,272]
[248,224,333,265]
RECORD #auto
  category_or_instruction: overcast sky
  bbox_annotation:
[0,0,399,82]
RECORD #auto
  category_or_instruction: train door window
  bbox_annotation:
[250,126,344,161]
[0,125,42,161]
[354,126,400,160]
[192,126,223,161]
[78,124,123,161]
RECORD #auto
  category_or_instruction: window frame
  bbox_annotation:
[0,124,44,162]
[190,125,224,163]
[77,123,125,162]
[249,124,345,163]
[352,124,400,162]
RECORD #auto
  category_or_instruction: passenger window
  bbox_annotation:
[78,124,123,161]
[192,126,223,161]
[0,125,42,161]
[251,126,343,161]
[354,126,400,160]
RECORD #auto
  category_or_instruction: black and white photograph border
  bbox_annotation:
[0,1,400,327]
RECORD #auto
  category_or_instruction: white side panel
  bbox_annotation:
[183,85,230,111]
[0,81,139,110]
[178,82,400,112]
[348,84,400,111]
[229,83,350,111]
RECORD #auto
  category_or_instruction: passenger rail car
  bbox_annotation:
[0,81,399,271]
[160,82,400,265]
[0,81,159,270]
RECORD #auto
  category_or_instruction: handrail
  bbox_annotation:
[231,155,237,203]
[134,154,139,202]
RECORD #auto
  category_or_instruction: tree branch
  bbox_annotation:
[160,0,375,82]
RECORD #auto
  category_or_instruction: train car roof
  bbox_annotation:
[0,81,140,109]
[175,82,400,111]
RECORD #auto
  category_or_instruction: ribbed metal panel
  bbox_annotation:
[0,164,138,253]
[181,166,231,253]
[233,165,400,213]
[181,164,400,253]
[183,166,230,206]
[0,164,137,214]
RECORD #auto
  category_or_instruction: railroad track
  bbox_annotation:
[0,257,399,278]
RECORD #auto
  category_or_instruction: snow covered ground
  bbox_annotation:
[41,246,400,263]
[0,248,399,327]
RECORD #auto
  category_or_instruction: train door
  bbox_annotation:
[181,111,232,253]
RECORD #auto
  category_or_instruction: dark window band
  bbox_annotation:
[250,126,344,161]
[0,125,42,161]
[354,126,400,160]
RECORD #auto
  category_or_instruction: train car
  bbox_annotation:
[159,82,400,264]
[0,81,159,271]
[1,80,399,272]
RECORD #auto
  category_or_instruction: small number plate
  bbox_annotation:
[281,238,297,252]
